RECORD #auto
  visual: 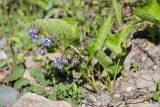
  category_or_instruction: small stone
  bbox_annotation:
[126,86,134,92]
[114,94,121,98]
[23,70,36,85]
[25,56,41,68]
[0,86,19,107]
[12,93,72,107]
[141,55,147,61]
[0,51,7,60]
[136,73,157,91]
[0,70,5,81]
[0,39,7,49]
[97,91,112,103]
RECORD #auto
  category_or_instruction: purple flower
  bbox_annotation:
[28,26,39,42]
[42,37,53,46]
[38,47,46,56]
[52,57,68,69]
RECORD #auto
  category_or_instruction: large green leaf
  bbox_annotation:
[95,51,114,70]
[107,64,123,76]
[112,0,122,26]
[87,14,113,57]
[28,67,46,86]
[93,14,113,53]
[31,19,80,46]
[152,91,160,101]
[158,80,160,90]
[95,51,123,76]
[105,24,133,56]
[135,0,160,24]
[6,66,25,81]
[14,78,29,89]
[62,18,78,38]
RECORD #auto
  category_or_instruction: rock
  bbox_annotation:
[0,66,11,81]
[24,56,41,68]
[84,91,112,107]
[0,39,7,49]
[0,70,5,81]
[128,103,160,107]
[96,91,112,104]
[0,86,19,107]
[23,70,36,85]
[115,39,160,106]
[0,51,7,60]
[136,70,158,91]
[12,93,72,107]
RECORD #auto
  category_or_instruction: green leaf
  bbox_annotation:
[95,51,114,70]
[16,53,25,63]
[62,18,78,38]
[6,66,25,81]
[112,0,122,26]
[14,78,29,89]
[152,91,160,101]
[87,14,113,57]
[31,19,80,46]
[105,24,133,56]
[95,51,123,76]
[28,0,52,10]
[158,80,160,90]
[0,60,8,68]
[93,14,113,53]
[28,67,46,86]
[27,85,41,93]
[107,64,123,76]
[135,0,160,24]
[72,83,78,92]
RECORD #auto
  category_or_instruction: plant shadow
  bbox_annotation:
[132,25,160,45]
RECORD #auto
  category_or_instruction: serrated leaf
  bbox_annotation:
[135,0,160,24]
[31,19,80,46]
[112,0,122,26]
[14,78,29,89]
[152,91,160,101]
[28,67,46,86]
[27,85,41,93]
[72,83,78,92]
[6,66,24,81]
[105,24,133,56]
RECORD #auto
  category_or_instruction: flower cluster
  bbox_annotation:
[52,57,68,69]
[42,37,53,46]
[28,25,80,70]
[28,26,39,42]
[28,25,54,56]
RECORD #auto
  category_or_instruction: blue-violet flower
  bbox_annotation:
[42,37,53,46]
[52,57,68,69]
[38,47,46,56]
[28,26,39,42]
